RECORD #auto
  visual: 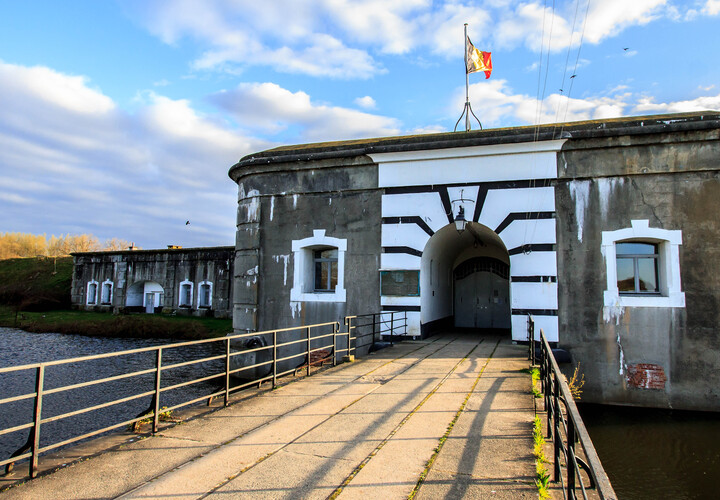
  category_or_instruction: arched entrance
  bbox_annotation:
[126,281,165,313]
[421,222,511,334]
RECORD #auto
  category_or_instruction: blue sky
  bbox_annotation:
[2,0,719,249]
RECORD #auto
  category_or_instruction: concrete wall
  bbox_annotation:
[556,127,720,410]
[72,247,234,318]
[231,156,381,354]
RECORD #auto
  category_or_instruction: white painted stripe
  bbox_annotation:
[381,296,421,306]
[381,223,431,250]
[382,193,447,232]
[511,282,558,310]
[377,150,559,187]
[478,187,555,229]
[446,185,479,223]
[510,251,557,277]
[500,219,557,250]
[381,253,421,270]
[512,315,558,342]
[371,140,567,164]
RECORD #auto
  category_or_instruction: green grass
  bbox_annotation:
[0,256,232,339]
[533,415,551,498]
[0,256,73,309]
[0,307,232,339]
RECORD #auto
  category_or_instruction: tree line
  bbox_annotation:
[0,232,136,260]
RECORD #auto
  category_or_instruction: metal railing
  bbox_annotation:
[349,311,408,351]
[537,329,617,500]
[527,315,536,365]
[0,319,357,478]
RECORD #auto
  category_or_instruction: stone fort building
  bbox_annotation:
[228,111,720,412]
[72,246,234,318]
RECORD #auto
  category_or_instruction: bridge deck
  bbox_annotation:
[3,334,537,499]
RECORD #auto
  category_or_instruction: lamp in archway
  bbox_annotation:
[455,206,467,234]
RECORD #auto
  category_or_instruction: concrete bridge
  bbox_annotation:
[2,334,539,499]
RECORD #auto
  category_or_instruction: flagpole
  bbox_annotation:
[464,23,470,132]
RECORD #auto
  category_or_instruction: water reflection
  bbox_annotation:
[580,403,720,500]
[0,328,226,462]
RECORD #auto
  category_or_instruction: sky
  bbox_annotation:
[2,0,719,249]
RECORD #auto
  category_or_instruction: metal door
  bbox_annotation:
[145,293,155,314]
[455,272,494,328]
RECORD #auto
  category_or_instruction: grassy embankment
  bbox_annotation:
[0,257,231,339]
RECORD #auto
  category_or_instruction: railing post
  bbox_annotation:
[528,317,531,361]
[332,322,337,367]
[372,314,377,344]
[567,413,577,497]
[272,331,277,388]
[553,373,561,483]
[30,365,45,478]
[153,349,162,433]
[224,338,231,407]
[307,326,312,376]
[347,316,353,356]
[390,312,395,346]
[531,318,535,366]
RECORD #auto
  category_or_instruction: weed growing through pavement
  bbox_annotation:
[533,415,551,499]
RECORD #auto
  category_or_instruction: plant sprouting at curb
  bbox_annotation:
[533,415,551,499]
[522,366,542,398]
[568,363,585,400]
[129,406,173,432]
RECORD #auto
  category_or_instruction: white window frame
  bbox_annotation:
[179,280,193,308]
[100,280,114,305]
[86,280,98,305]
[602,220,684,308]
[291,229,347,302]
[198,281,213,308]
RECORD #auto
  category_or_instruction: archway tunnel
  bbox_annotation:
[420,222,510,335]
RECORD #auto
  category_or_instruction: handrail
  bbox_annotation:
[0,318,358,478]
[352,311,408,348]
[537,329,617,500]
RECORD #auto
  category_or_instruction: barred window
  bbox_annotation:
[179,281,193,307]
[453,257,509,281]
[198,281,212,308]
[100,281,113,305]
[86,281,98,305]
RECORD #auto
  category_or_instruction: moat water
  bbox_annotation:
[579,403,720,500]
[0,327,225,464]
[1,328,719,498]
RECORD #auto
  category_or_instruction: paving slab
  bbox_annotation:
[1,335,538,500]
[414,342,537,499]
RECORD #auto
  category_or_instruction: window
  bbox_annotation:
[101,280,113,305]
[314,249,338,292]
[381,270,420,296]
[291,229,347,302]
[602,220,684,308]
[179,281,193,308]
[86,281,98,305]
[198,281,212,308]
[616,242,659,294]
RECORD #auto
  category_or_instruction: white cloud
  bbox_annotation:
[454,79,720,128]
[0,60,263,248]
[210,83,401,142]
[704,0,720,15]
[0,60,409,247]
[355,96,377,109]
[632,93,720,113]
[122,0,680,78]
